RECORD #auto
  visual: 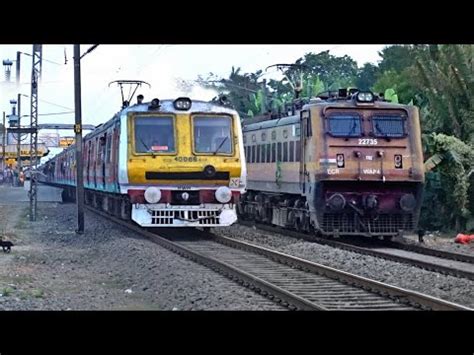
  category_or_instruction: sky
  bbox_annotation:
[0,44,387,135]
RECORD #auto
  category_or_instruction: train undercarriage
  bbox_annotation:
[238,189,417,239]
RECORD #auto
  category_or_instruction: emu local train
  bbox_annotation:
[40,97,247,227]
[239,89,424,238]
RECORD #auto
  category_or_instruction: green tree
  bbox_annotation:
[355,63,379,91]
[289,50,358,91]
[423,133,474,230]
[414,45,474,143]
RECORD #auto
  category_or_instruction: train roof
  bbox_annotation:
[304,98,413,111]
[244,115,299,132]
[122,99,238,116]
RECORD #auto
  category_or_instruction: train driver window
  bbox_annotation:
[134,115,175,153]
[371,115,406,138]
[327,114,362,137]
[193,115,233,154]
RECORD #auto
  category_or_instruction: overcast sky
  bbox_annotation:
[0,44,387,133]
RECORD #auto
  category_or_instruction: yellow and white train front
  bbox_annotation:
[118,97,247,227]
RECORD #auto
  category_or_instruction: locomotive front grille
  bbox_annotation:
[321,213,414,235]
[150,209,220,225]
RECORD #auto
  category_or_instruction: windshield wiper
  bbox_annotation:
[213,136,229,155]
[139,137,151,152]
[347,119,358,136]
[375,123,388,137]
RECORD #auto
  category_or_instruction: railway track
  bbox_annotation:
[239,221,474,281]
[88,206,471,311]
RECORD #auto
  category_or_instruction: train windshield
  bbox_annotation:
[134,115,175,153]
[327,114,362,137]
[193,115,233,154]
[372,115,405,137]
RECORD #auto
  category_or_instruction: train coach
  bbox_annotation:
[239,89,425,239]
[40,96,247,228]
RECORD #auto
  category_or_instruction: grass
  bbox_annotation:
[30,288,44,298]
[0,286,14,297]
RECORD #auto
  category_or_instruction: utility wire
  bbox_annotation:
[20,94,74,111]
[80,45,99,60]
[19,51,63,66]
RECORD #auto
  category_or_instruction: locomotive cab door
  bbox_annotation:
[299,109,311,193]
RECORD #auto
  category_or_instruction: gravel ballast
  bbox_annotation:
[213,224,474,308]
[0,188,284,310]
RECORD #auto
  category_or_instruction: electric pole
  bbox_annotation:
[16,51,21,86]
[17,93,21,185]
[2,112,5,171]
[29,44,42,221]
[74,44,85,234]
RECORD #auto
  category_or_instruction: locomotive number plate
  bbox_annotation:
[358,138,378,145]
[175,156,198,162]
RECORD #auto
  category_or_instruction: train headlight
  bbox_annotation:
[173,97,192,110]
[394,154,403,169]
[327,193,346,211]
[144,187,161,204]
[400,193,416,212]
[336,154,345,168]
[215,186,232,203]
[356,91,374,103]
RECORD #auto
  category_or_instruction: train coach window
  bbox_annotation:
[277,142,282,162]
[289,141,295,162]
[134,116,175,153]
[266,143,271,163]
[371,115,405,138]
[256,145,261,163]
[193,116,233,154]
[261,144,266,163]
[283,142,288,162]
[271,143,276,163]
[251,145,256,163]
[295,140,301,162]
[327,114,362,137]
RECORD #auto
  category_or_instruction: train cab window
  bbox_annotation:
[134,115,175,153]
[289,141,295,162]
[271,143,276,163]
[327,114,362,137]
[371,115,405,138]
[295,140,301,162]
[277,142,282,162]
[266,143,271,163]
[283,142,288,162]
[193,115,233,154]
